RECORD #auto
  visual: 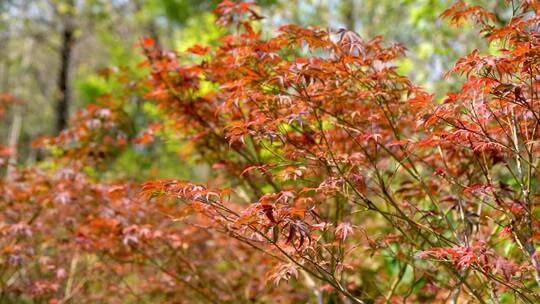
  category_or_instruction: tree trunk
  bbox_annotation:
[55,22,74,133]
[343,0,355,31]
[6,109,21,179]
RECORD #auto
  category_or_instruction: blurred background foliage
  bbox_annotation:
[0,0,510,180]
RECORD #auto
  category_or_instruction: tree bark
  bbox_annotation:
[6,109,21,179]
[343,0,355,31]
[55,22,74,133]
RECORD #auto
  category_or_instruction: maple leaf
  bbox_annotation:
[335,222,354,241]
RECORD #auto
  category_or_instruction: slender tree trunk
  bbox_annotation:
[134,0,161,46]
[55,21,74,133]
[343,0,355,31]
[6,109,21,179]
[6,38,33,180]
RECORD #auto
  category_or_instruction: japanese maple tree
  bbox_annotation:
[1,0,540,303]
